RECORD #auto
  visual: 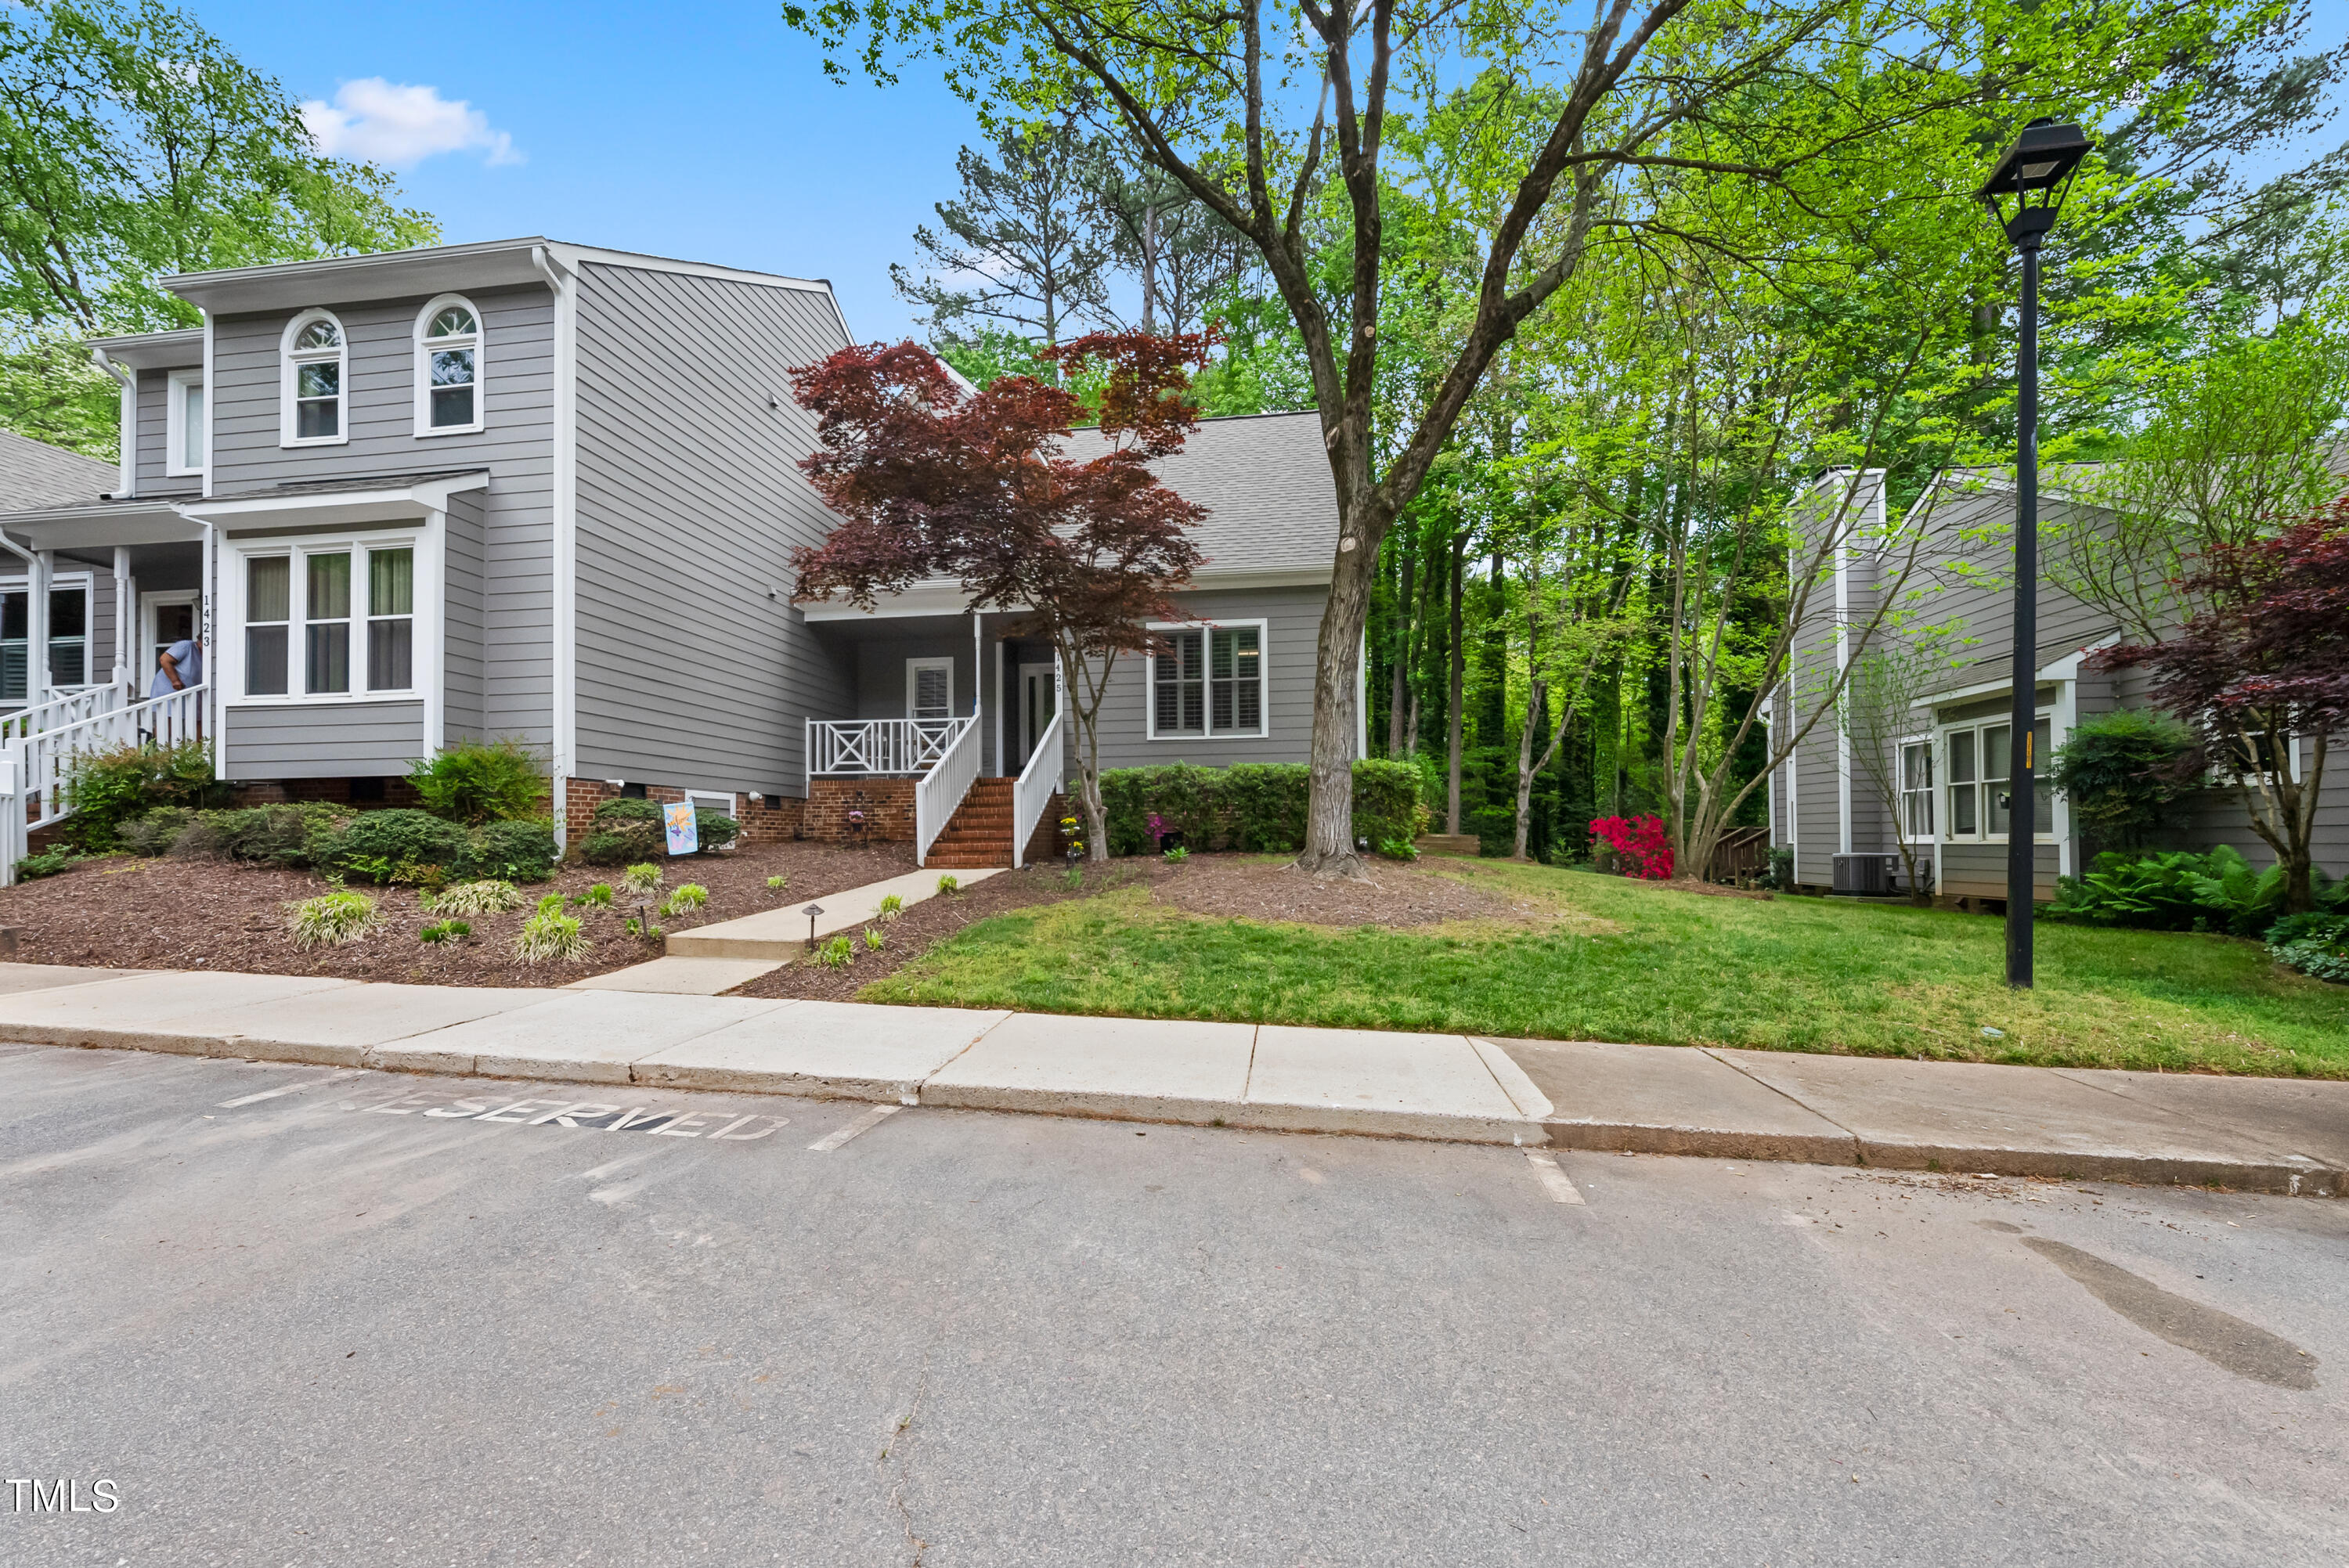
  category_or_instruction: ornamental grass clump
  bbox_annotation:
[659,883,707,917]
[287,889,378,950]
[863,926,886,951]
[419,919,472,944]
[431,879,525,916]
[515,905,590,964]
[817,933,855,969]
[936,874,959,896]
[875,893,904,922]
[572,882,615,908]
[767,874,789,891]
[622,862,662,893]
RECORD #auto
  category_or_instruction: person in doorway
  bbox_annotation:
[152,636,201,697]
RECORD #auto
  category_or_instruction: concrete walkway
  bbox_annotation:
[0,961,2340,1195]
[561,864,1010,994]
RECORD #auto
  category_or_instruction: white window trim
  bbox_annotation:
[1938,708,2059,846]
[164,369,206,478]
[1145,617,1270,741]
[223,529,437,709]
[413,293,486,438]
[685,789,735,819]
[140,589,200,688]
[0,571,96,694]
[280,308,349,448]
[905,656,954,720]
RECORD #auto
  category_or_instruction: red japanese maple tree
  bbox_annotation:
[2095,496,2349,912]
[789,332,1210,860]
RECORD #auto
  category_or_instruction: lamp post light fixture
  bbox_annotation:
[803,903,824,951]
[1976,117,2094,990]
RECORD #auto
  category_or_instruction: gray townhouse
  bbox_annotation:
[0,237,1345,874]
[1770,467,2347,903]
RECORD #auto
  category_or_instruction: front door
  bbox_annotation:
[1019,661,1057,767]
[146,594,197,690]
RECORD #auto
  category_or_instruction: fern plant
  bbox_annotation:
[287,889,378,950]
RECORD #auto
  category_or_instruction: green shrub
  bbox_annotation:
[15,847,76,880]
[1097,759,1429,856]
[431,879,525,916]
[118,807,194,857]
[319,809,471,884]
[817,933,854,969]
[514,907,589,964]
[2047,844,2300,938]
[572,882,615,908]
[1372,838,1415,862]
[419,919,472,944]
[767,874,789,891]
[406,737,547,824]
[1164,845,1190,863]
[580,798,662,863]
[936,874,959,896]
[463,818,557,882]
[172,803,342,866]
[594,797,663,826]
[62,739,220,850]
[695,811,739,852]
[287,889,377,949]
[2047,708,2200,852]
[2268,913,2349,984]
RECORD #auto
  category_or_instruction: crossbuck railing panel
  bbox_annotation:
[1009,708,1064,869]
[913,718,981,868]
[806,718,969,778]
[2,683,208,885]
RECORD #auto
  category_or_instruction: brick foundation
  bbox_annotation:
[803,779,917,844]
[561,777,806,848]
[223,777,424,809]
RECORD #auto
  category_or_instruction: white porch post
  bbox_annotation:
[27,550,49,703]
[112,546,132,688]
[198,518,217,766]
[993,629,1005,778]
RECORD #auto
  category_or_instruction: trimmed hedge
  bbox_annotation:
[118,802,557,885]
[1099,759,1426,856]
[579,797,738,864]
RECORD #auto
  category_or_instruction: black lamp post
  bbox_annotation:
[1976,117,2093,989]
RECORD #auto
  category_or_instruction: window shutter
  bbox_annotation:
[912,663,951,719]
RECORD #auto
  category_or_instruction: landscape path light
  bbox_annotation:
[803,903,824,952]
[1976,117,2094,989]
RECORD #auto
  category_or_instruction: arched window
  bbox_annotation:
[414,295,483,434]
[281,309,347,445]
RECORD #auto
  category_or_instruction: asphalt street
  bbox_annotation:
[2,1040,2344,1566]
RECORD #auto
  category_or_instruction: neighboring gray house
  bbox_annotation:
[0,237,1346,874]
[1770,467,2347,904]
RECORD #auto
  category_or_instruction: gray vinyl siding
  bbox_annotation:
[225,701,424,778]
[442,490,485,744]
[1940,842,2059,901]
[850,636,976,722]
[1075,585,1328,773]
[208,283,557,749]
[132,366,202,498]
[571,261,852,796]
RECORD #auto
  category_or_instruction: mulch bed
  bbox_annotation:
[0,839,916,986]
[1146,853,1540,927]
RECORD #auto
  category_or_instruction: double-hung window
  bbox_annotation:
[1899,740,1935,839]
[283,310,347,445]
[165,370,205,475]
[240,542,416,700]
[0,582,91,699]
[1942,716,2051,841]
[1151,622,1265,739]
[416,296,482,434]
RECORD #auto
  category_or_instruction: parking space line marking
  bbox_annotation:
[217,1070,363,1108]
[1524,1150,1586,1206]
[808,1105,901,1152]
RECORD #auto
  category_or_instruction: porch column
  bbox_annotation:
[112,546,132,688]
[993,628,1005,778]
[28,550,49,703]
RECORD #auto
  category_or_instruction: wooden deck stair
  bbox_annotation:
[927,777,1016,869]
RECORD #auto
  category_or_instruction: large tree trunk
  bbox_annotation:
[1060,641,1113,864]
[1296,538,1370,875]
[1513,679,1547,861]
[1446,535,1466,834]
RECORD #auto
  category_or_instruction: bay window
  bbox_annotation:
[236,539,419,701]
[1151,621,1265,739]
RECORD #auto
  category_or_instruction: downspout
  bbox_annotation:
[90,348,134,499]
[166,506,218,780]
[530,244,578,847]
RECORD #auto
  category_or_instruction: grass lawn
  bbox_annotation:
[861,856,2349,1077]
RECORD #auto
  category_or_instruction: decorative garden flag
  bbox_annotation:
[663,801,698,856]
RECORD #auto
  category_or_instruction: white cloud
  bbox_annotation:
[301,79,522,168]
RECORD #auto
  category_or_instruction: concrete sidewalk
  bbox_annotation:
[0,962,2339,1195]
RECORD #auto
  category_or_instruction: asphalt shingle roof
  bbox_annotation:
[0,429,116,511]
[1138,411,1338,579]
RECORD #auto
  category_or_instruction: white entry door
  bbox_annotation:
[1019,661,1057,766]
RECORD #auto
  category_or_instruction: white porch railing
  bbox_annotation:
[1009,708,1064,870]
[0,680,132,743]
[2,683,207,884]
[806,718,969,777]
[913,717,981,868]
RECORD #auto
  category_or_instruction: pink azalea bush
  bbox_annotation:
[1589,814,1674,880]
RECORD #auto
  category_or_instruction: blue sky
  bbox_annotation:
[202,0,987,344]
[204,0,2347,348]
